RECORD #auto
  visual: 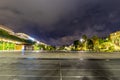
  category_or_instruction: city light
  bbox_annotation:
[29,37,35,41]
[80,38,84,42]
[36,41,40,44]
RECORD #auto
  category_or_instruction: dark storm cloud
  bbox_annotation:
[0,0,81,26]
[0,0,120,45]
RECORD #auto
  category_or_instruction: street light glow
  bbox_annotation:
[80,38,84,42]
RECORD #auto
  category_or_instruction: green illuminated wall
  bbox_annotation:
[0,41,15,50]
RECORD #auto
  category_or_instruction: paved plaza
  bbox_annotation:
[0,58,120,80]
[0,51,120,59]
[0,51,120,80]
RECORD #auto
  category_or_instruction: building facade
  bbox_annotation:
[110,31,120,46]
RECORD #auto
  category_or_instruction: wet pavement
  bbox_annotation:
[0,58,120,80]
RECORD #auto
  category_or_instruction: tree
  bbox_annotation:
[73,40,80,50]
[87,39,94,51]
[99,38,105,44]
[46,45,56,51]
[82,35,87,42]
[59,45,66,50]
[38,44,46,50]
[81,35,88,50]
[92,35,100,51]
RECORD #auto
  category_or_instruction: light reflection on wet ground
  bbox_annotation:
[0,58,120,80]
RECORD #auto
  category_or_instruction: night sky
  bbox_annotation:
[0,0,120,45]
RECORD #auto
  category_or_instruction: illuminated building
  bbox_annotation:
[0,25,15,35]
[110,31,120,46]
[15,33,31,40]
[0,26,26,50]
[0,25,48,51]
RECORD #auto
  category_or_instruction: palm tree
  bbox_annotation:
[82,35,87,42]
[73,40,80,50]
[87,39,94,51]
[92,35,100,51]
[81,35,88,50]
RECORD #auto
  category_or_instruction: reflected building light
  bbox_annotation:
[106,59,110,61]
[80,58,84,61]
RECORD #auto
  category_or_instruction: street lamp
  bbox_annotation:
[37,41,40,44]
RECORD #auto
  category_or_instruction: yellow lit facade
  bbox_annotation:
[110,31,120,46]
[15,44,24,50]
[0,37,24,50]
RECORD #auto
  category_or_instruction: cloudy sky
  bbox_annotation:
[0,0,120,45]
